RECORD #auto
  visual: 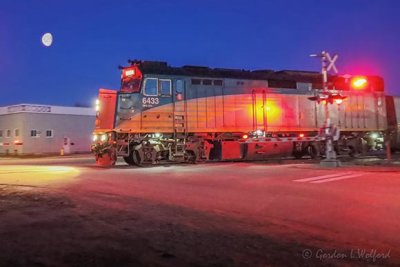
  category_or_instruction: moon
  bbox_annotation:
[41,33,53,47]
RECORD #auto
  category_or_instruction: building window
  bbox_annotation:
[143,78,158,96]
[6,129,11,138]
[160,79,172,96]
[14,129,19,137]
[236,81,244,86]
[30,130,39,137]
[46,130,54,138]
[0,130,3,137]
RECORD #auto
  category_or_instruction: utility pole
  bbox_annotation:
[310,51,342,167]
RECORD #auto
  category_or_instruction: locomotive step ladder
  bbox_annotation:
[173,96,187,157]
[173,114,186,133]
[173,141,186,157]
[173,112,187,157]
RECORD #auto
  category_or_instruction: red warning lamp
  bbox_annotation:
[298,133,305,138]
[124,69,135,77]
[122,67,138,80]
[120,66,143,93]
[351,76,368,90]
[242,134,249,139]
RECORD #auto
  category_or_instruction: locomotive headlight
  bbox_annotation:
[92,134,99,142]
[95,99,100,112]
[100,134,108,142]
[154,133,161,138]
[255,129,263,136]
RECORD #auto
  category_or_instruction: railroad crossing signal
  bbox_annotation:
[351,76,368,90]
[308,94,347,104]
[310,51,338,74]
[309,51,342,167]
[325,52,338,74]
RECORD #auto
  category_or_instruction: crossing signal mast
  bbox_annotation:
[309,51,343,167]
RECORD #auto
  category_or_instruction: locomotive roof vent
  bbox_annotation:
[252,69,274,74]
[182,65,210,71]
[128,59,168,68]
[140,61,168,68]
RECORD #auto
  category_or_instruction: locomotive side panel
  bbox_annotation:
[206,87,216,128]
[111,66,388,135]
[316,100,326,129]
[234,93,253,130]
[385,96,400,150]
[280,94,299,131]
[394,96,400,149]
[223,92,236,128]
[141,110,173,132]
[364,94,379,130]
[377,95,387,130]
[298,96,318,131]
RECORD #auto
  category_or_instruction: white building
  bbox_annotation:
[0,104,96,155]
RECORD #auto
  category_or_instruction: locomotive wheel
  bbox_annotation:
[292,142,304,159]
[348,146,359,158]
[123,155,135,165]
[110,150,117,166]
[132,149,144,166]
[293,150,304,159]
[307,143,320,159]
[185,150,197,164]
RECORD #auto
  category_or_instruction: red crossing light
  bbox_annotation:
[351,76,368,90]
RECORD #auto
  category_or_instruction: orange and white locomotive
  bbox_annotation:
[92,60,391,166]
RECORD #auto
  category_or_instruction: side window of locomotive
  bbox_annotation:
[191,79,201,85]
[144,78,158,96]
[159,79,172,96]
[119,94,134,109]
[176,79,184,93]
[213,80,223,86]
[203,79,212,85]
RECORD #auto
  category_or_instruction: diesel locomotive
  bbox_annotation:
[92,60,397,166]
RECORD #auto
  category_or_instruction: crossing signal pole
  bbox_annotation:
[309,51,342,167]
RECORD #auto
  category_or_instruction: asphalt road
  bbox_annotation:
[0,156,399,267]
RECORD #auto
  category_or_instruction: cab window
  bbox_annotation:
[176,79,184,93]
[160,79,172,96]
[144,78,158,96]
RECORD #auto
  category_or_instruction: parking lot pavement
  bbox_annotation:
[0,159,399,266]
[0,153,95,166]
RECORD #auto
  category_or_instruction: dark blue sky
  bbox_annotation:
[1,0,399,106]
